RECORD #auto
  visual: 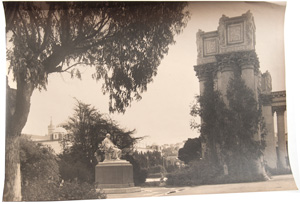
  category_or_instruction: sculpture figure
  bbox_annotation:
[95,133,122,162]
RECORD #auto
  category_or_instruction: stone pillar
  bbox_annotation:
[261,96,277,169]
[239,51,259,101]
[241,64,255,92]
[216,70,222,91]
[220,67,233,105]
[199,79,205,96]
[276,107,288,169]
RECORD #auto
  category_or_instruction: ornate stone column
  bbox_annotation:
[194,63,218,96]
[216,54,235,105]
[194,63,218,159]
[238,51,259,100]
[261,94,277,169]
[275,106,288,169]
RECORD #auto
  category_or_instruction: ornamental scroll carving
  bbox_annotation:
[196,29,204,64]
[242,10,256,47]
[218,15,229,48]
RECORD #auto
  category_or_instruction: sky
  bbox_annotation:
[8,2,286,146]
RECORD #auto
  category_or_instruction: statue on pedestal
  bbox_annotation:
[94,134,140,193]
[95,133,122,162]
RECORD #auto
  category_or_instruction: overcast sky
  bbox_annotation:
[11,2,286,146]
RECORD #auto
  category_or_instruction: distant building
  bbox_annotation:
[25,119,67,154]
[135,143,161,153]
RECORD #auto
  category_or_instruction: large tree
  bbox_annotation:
[59,100,139,183]
[3,2,189,201]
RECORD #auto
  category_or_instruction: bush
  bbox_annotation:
[148,165,165,174]
[57,181,106,200]
[123,154,148,186]
[165,165,178,173]
[166,159,266,186]
[58,158,94,183]
[20,137,106,201]
[166,159,222,186]
[20,137,60,201]
[265,165,292,176]
[22,180,59,201]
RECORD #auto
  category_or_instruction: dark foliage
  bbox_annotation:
[59,100,140,183]
[224,72,266,177]
[178,137,202,164]
[123,154,148,186]
[20,137,106,201]
[166,159,222,186]
[188,68,267,181]
[57,181,106,200]
[166,158,265,186]
[5,1,189,113]
[20,136,60,201]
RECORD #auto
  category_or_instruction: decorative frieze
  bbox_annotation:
[227,22,244,45]
[196,11,256,66]
[215,50,259,73]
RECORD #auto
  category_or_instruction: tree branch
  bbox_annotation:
[60,62,92,73]
[41,5,55,51]
[17,10,30,41]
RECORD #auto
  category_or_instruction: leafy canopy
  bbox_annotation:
[59,100,140,183]
[5,1,189,113]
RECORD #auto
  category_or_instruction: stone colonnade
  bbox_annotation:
[272,91,288,170]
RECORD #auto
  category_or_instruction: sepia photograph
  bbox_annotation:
[1,1,299,202]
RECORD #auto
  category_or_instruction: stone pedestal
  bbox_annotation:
[95,160,141,194]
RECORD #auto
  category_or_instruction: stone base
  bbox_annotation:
[95,160,135,190]
[97,187,141,194]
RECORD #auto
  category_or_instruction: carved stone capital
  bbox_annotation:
[194,62,217,81]
[216,53,237,71]
[260,94,273,106]
[272,105,286,114]
[237,50,259,70]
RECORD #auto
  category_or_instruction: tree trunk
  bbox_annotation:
[3,136,22,201]
[3,79,34,201]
